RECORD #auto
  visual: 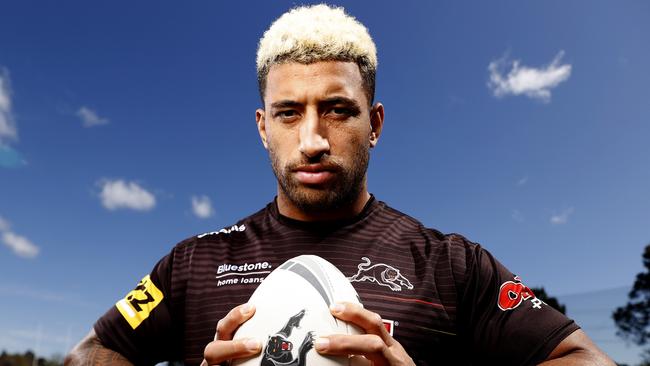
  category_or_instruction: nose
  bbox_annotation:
[298,111,330,158]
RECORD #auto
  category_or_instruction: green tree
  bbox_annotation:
[0,350,63,366]
[530,287,567,314]
[613,244,650,346]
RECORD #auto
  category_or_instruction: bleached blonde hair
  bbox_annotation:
[256,4,378,104]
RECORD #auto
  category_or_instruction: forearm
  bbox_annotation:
[65,330,133,366]
[539,330,615,366]
[539,350,614,365]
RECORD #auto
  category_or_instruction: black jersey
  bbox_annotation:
[95,197,578,365]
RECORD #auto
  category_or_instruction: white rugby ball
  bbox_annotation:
[233,255,364,366]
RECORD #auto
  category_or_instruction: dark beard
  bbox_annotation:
[269,145,369,214]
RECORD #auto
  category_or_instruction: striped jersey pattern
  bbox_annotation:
[95,197,578,365]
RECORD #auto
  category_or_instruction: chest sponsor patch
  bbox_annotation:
[215,261,272,287]
[116,274,164,329]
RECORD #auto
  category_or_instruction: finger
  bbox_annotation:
[349,355,372,366]
[203,338,262,365]
[330,302,391,342]
[215,303,256,341]
[314,334,388,366]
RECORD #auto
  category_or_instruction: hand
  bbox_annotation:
[314,302,415,366]
[201,303,262,366]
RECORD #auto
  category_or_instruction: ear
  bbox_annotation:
[369,102,384,148]
[256,108,268,150]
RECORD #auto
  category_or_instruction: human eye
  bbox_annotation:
[274,109,299,120]
[328,106,360,119]
[332,107,351,115]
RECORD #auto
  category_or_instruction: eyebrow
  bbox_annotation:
[270,100,302,110]
[320,97,361,110]
[270,97,361,110]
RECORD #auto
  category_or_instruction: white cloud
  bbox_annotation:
[76,106,109,127]
[0,215,11,231]
[0,215,39,258]
[191,195,214,219]
[512,209,524,223]
[550,207,574,225]
[516,176,528,186]
[0,68,18,145]
[2,231,39,258]
[488,51,572,102]
[99,179,156,211]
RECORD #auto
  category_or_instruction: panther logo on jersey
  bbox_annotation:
[348,257,413,292]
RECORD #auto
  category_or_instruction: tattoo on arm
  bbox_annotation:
[83,345,133,366]
[65,330,134,366]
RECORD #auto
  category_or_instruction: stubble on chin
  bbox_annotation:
[268,145,369,214]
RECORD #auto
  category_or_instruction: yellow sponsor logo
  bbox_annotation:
[115,275,164,329]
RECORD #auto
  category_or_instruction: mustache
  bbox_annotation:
[285,156,343,172]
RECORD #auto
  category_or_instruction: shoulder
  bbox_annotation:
[377,200,485,275]
[376,201,443,236]
[168,204,270,264]
[378,201,480,249]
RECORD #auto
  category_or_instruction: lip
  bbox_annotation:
[293,165,335,185]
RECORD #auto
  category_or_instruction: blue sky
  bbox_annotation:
[1,1,649,363]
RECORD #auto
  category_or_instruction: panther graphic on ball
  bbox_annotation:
[262,309,314,366]
[232,255,364,366]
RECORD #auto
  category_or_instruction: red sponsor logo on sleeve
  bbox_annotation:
[497,276,542,311]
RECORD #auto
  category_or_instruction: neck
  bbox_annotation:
[276,189,371,222]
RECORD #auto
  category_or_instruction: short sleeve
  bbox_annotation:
[94,253,183,365]
[457,243,580,365]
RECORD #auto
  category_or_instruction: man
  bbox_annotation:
[66,5,614,366]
